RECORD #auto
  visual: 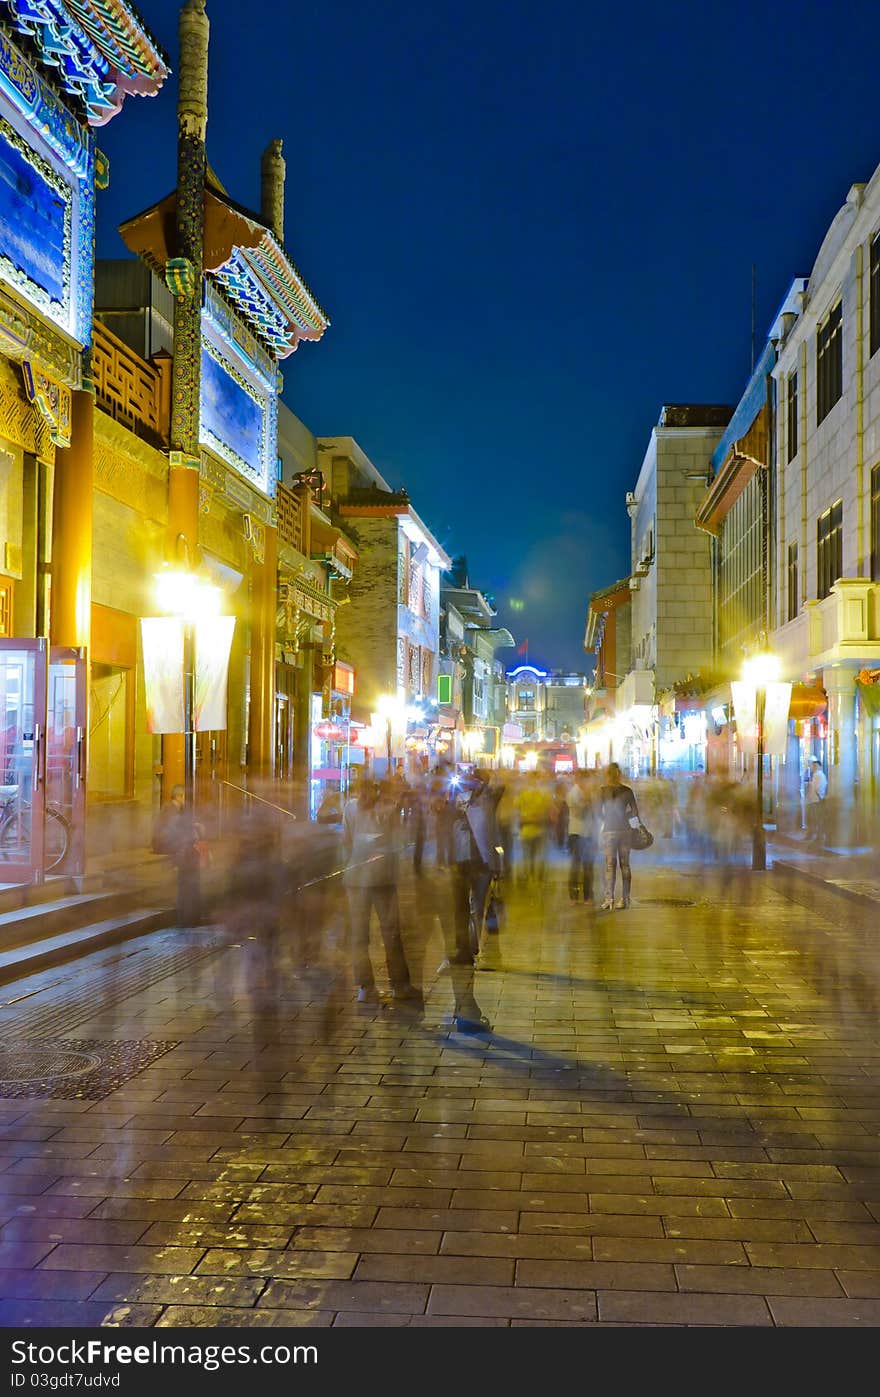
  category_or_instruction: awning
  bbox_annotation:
[789,684,827,720]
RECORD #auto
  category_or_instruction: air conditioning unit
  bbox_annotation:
[625,491,637,506]
[629,576,640,591]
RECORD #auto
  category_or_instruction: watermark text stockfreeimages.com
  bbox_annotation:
[10,1340,317,1377]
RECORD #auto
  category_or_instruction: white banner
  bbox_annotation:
[194,615,235,732]
[141,618,184,734]
[731,680,791,758]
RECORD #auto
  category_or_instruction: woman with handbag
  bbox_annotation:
[598,762,640,910]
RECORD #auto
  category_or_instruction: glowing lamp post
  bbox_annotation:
[152,567,224,809]
[741,652,780,872]
[375,692,407,776]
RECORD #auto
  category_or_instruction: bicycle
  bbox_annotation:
[0,786,71,872]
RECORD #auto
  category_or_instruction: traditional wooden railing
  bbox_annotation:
[92,320,167,447]
[276,480,307,554]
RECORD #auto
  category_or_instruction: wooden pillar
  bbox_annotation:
[248,523,277,778]
[163,0,209,802]
[50,386,94,650]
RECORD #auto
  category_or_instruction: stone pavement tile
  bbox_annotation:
[312,1185,453,1209]
[0,1241,56,1267]
[374,1207,518,1233]
[806,1221,880,1244]
[0,1300,162,1327]
[40,1245,206,1275]
[157,1307,334,1326]
[592,1237,747,1265]
[388,1168,522,1190]
[597,1290,772,1325]
[653,1177,789,1198]
[179,1183,317,1204]
[130,1162,266,1182]
[745,1242,880,1270]
[450,1189,592,1211]
[662,1218,814,1242]
[354,1254,514,1286]
[258,1279,429,1314]
[768,1296,880,1326]
[835,1271,880,1297]
[0,1197,98,1222]
[439,1232,594,1260]
[515,1259,676,1291]
[0,1218,149,1245]
[87,1200,235,1224]
[523,1142,646,1161]
[231,1204,377,1229]
[642,1144,771,1162]
[426,1283,597,1322]
[197,1249,358,1279]
[0,1269,107,1299]
[90,1272,265,1307]
[728,1198,871,1221]
[676,1263,845,1296]
[46,1179,187,1200]
[291,1228,441,1255]
[0,1177,59,1195]
[588,1194,731,1217]
[139,1224,292,1249]
[715,1161,845,1181]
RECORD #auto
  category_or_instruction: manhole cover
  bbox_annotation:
[0,1044,101,1083]
[0,1037,178,1100]
[637,897,696,907]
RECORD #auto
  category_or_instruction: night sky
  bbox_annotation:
[97,0,878,672]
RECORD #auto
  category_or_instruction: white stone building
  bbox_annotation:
[616,404,731,774]
[772,166,880,839]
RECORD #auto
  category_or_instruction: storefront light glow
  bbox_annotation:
[155,569,222,622]
[742,653,781,688]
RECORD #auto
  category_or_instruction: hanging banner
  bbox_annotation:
[141,617,184,734]
[194,615,234,731]
[731,680,792,757]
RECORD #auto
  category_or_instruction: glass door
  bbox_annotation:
[47,647,87,876]
[0,639,48,883]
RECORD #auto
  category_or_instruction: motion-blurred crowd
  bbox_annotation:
[150,760,776,1035]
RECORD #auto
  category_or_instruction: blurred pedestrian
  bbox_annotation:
[515,773,553,882]
[805,756,828,843]
[341,781,422,1007]
[598,762,640,910]
[153,783,202,927]
[566,769,597,904]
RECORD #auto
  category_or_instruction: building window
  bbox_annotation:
[786,371,798,461]
[817,500,843,600]
[816,301,843,425]
[787,542,799,622]
[871,463,880,581]
[517,689,535,710]
[871,231,880,359]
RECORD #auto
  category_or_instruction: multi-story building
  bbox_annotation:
[581,576,632,767]
[614,404,731,775]
[0,0,167,877]
[319,436,449,774]
[504,665,588,769]
[771,166,880,842]
[439,564,514,764]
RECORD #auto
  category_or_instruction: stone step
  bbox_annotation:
[0,892,141,951]
[0,907,172,987]
[0,878,78,916]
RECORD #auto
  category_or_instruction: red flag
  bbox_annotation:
[515,638,528,657]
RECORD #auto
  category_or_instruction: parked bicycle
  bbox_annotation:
[0,785,70,872]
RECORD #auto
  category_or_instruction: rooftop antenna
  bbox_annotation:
[751,264,756,373]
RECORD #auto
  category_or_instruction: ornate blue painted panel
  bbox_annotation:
[0,115,71,327]
[200,340,265,484]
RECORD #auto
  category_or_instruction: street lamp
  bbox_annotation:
[154,566,223,811]
[741,652,781,872]
[375,692,407,776]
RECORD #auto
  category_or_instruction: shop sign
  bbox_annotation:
[314,720,345,741]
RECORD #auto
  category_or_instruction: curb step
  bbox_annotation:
[0,892,142,951]
[0,907,173,986]
[771,858,880,911]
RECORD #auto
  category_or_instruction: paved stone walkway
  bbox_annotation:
[1,854,880,1327]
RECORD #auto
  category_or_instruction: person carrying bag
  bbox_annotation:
[598,762,644,910]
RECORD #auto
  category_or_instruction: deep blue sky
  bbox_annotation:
[97,0,878,671]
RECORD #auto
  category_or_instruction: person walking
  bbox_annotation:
[341,781,421,1008]
[515,773,553,883]
[804,756,828,844]
[566,769,597,904]
[598,762,640,910]
[152,783,202,927]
